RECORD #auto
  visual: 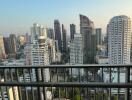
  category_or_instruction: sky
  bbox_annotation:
[0,0,132,36]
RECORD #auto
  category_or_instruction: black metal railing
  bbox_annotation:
[0,64,132,100]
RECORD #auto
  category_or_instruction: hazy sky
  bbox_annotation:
[0,0,132,36]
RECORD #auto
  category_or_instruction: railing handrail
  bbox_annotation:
[0,64,132,68]
[0,82,132,88]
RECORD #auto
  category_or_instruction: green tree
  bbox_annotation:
[75,94,82,100]
[60,88,65,98]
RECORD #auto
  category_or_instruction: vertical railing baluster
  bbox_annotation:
[56,67,58,82]
[102,67,104,82]
[86,68,89,99]
[1,87,4,100]
[80,87,82,100]
[71,68,72,82]
[3,68,8,100]
[64,68,66,82]
[41,67,46,100]
[16,68,22,100]
[35,67,41,100]
[64,68,66,99]
[102,67,104,100]
[58,87,60,100]
[0,86,4,100]
[23,68,29,100]
[94,89,96,100]
[125,66,130,100]
[65,87,67,100]
[73,87,74,100]
[10,68,16,100]
[29,68,35,100]
[49,68,54,100]
[78,68,80,82]
[56,67,60,100]
[0,69,4,100]
[117,67,120,100]
[109,67,111,100]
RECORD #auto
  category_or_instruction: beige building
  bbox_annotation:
[0,35,6,59]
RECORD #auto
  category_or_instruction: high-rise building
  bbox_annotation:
[70,33,83,76]
[47,28,55,40]
[18,35,26,46]
[62,24,67,53]
[131,33,132,63]
[30,42,50,82]
[27,23,58,83]
[91,34,97,63]
[3,37,10,57]
[31,23,47,43]
[70,24,76,40]
[25,33,30,44]
[9,34,17,58]
[108,15,131,64]
[54,20,62,52]
[80,14,96,64]
[96,28,102,46]
[47,38,56,63]
[29,23,50,81]
[31,23,39,42]
[0,35,6,59]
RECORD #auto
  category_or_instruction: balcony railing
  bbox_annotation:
[0,64,132,100]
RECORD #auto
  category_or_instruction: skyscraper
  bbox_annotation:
[96,28,102,46]
[91,34,97,63]
[47,28,55,40]
[31,23,39,42]
[80,14,95,64]
[9,34,17,58]
[70,24,76,40]
[62,24,67,53]
[3,37,10,57]
[27,23,51,82]
[108,15,131,64]
[30,42,50,82]
[70,33,83,76]
[31,23,47,43]
[0,35,6,59]
[54,20,62,52]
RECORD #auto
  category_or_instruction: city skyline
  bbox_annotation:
[0,0,132,35]
[0,1,132,99]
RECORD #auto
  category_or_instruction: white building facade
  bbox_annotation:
[108,15,131,64]
[29,23,50,82]
[70,33,83,77]
[30,42,50,82]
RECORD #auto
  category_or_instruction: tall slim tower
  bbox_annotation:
[3,37,10,57]
[0,35,6,59]
[62,24,67,53]
[70,33,83,76]
[31,23,39,42]
[108,15,131,64]
[29,23,50,82]
[31,23,47,43]
[70,24,76,40]
[80,14,95,64]
[9,34,17,58]
[96,28,102,46]
[54,20,62,52]
[47,28,55,40]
